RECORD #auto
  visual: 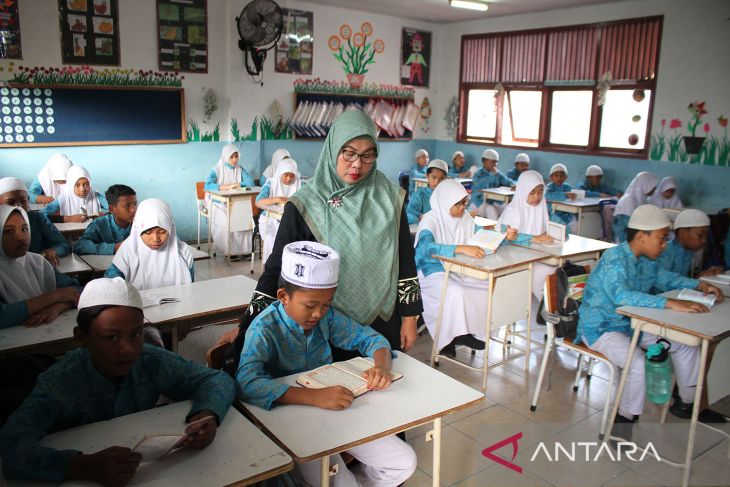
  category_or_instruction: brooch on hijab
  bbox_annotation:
[327,196,343,209]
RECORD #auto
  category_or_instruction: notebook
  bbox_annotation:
[677,288,716,308]
[141,293,181,308]
[546,221,566,245]
[468,229,506,254]
[132,416,214,462]
[296,357,403,397]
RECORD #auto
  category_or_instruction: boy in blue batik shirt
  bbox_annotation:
[73,184,137,256]
[407,159,448,225]
[545,163,579,234]
[448,151,473,178]
[657,209,724,278]
[506,152,530,181]
[237,241,416,487]
[408,149,429,195]
[576,165,622,197]
[576,205,724,441]
[471,148,515,219]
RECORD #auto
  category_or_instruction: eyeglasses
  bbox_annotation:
[454,198,470,208]
[340,148,377,165]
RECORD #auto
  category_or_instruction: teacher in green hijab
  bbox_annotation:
[241,110,422,354]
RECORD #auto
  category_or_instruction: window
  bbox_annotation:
[458,16,662,157]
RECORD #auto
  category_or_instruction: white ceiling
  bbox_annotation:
[300,0,627,23]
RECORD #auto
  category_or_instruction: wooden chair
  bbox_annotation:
[195,182,208,249]
[530,266,618,439]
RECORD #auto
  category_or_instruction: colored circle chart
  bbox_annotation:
[0,89,54,143]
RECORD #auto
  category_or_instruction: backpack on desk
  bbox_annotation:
[537,263,590,340]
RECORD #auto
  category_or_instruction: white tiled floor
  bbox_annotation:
[182,251,730,487]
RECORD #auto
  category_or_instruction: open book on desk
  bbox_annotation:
[468,229,506,254]
[296,357,403,397]
[142,293,181,308]
[132,416,214,462]
[677,288,716,308]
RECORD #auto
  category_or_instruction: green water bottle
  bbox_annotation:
[646,338,672,405]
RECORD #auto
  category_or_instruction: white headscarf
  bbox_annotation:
[56,165,102,216]
[112,198,193,291]
[37,154,73,197]
[213,143,243,187]
[262,148,291,180]
[0,206,56,304]
[649,176,683,209]
[499,170,550,236]
[269,158,301,199]
[615,171,659,217]
[0,177,27,195]
[415,179,475,247]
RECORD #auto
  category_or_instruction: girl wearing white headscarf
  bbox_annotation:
[107,198,193,290]
[415,180,494,356]
[28,154,73,205]
[255,158,301,261]
[204,144,256,258]
[499,170,557,301]
[649,176,683,209]
[0,206,79,328]
[613,171,659,243]
[41,165,108,223]
[261,148,291,184]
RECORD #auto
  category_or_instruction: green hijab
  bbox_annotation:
[290,110,405,324]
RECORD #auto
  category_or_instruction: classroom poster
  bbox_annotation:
[58,0,120,65]
[400,28,431,88]
[157,0,208,73]
[0,0,22,59]
[275,9,313,75]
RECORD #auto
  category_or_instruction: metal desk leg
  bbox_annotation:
[577,208,583,236]
[482,273,495,391]
[525,264,533,372]
[207,199,213,257]
[430,269,451,367]
[320,454,330,487]
[605,323,643,443]
[226,197,232,265]
[432,417,442,487]
[682,338,709,487]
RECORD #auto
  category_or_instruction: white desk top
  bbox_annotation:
[260,203,285,214]
[618,290,730,342]
[29,203,45,211]
[436,244,548,272]
[547,197,611,208]
[56,254,92,274]
[480,187,515,196]
[54,221,91,233]
[240,352,483,462]
[700,276,730,297]
[520,234,615,258]
[79,245,208,272]
[207,187,261,197]
[5,401,292,487]
[0,308,78,354]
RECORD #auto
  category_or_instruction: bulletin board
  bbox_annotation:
[58,0,121,66]
[156,0,208,73]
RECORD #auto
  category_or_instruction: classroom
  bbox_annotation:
[1,0,729,486]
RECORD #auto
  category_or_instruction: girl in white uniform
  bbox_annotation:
[41,165,108,223]
[649,176,683,209]
[255,158,301,262]
[29,153,73,204]
[260,148,291,184]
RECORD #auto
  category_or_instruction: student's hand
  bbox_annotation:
[23,312,53,327]
[617,192,624,198]
[510,185,516,191]
[697,281,724,303]
[114,241,123,253]
[600,193,612,198]
[469,209,477,218]
[67,214,87,223]
[41,248,60,266]
[184,410,218,449]
[362,366,392,390]
[566,192,577,200]
[666,298,709,313]
[456,245,486,258]
[505,226,518,241]
[698,266,724,278]
[36,195,55,204]
[313,386,354,410]
[69,447,142,487]
[54,287,81,304]
[276,197,289,204]
[400,316,417,351]
[532,233,555,244]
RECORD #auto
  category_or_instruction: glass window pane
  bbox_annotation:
[501,90,541,147]
[549,91,593,146]
[599,89,651,149]
[465,89,497,139]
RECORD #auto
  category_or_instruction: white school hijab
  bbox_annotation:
[262,148,291,180]
[0,206,56,303]
[56,165,102,216]
[112,198,193,291]
[614,171,659,217]
[415,179,475,247]
[649,176,683,209]
[213,143,243,186]
[269,158,301,198]
[37,153,73,197]
[499,170,550,236]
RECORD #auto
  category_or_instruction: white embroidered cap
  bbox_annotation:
[415,149,429,159]
[78,277,143,311]
[674,209,710,230]
[482,148,499,161]
[550,163,568,176]
[628,204,672,231]
[515,153,530,163]
[0,177,27,195]
[586,165,603,176]
[427,159,449,174]
[452,151,464,161]
[281,241,340,289]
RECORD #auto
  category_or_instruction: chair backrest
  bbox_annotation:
[195,181,206,201]
[544,264,591,313]
[250,193,260,218]
[206,341,230,370]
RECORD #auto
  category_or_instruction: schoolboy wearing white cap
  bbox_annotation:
[658,209,723,278]
[407,159,449,225]
[576,165,622,198]
[237,241,417,487]
[0,277,237,485]
[408,149,430,195]
[506,152,530,181]
[545,163,579,233]
[471,148,515,219]
[577,205,724,439]
[0,177,71,264]
[449,150,473,178]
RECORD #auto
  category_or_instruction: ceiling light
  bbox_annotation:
[449,0,488,11]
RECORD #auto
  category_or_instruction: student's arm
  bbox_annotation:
[500,224,532,246]
[21,270,79,327]
[613,215,629,243]
[235,327,291,410]
[27,179,44,204]
[240,169,256,188]
[600,256,668,309]
[327,308,392,357]
[38,212,71,258]
[255,182,284,207]
[0,301,30,328]
[415,229,457,261]
[544,183,567,202]
[40,200,60,218]
[104,263,125,279]
[204,169,219,191]
[654,266,699,293]
[73,220,115,255]
[406,190,425,225]
[500,173,516,187]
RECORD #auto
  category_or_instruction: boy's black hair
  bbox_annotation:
[626,228,652,242]
[277,276,304,296]
[105,184,136,206]
[426,166,447,176]
[76,304,114,333]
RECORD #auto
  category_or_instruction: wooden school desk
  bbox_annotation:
[78,244,210,273]
[516,234,615,266]
[431,245,548,391]
[206,187,261,262]
[237,352,483,487]
[56,254,92,275]
[479,186,515,204]
[3,401,293,487]
[547,197,612,238]
[609,291,730,487]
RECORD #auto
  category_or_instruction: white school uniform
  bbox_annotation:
[649,176,683,209]
[208,144,253,256]
[416,180,493,351]
[614,171,659,218]
[262,148,291,181]
[56,166,103,216]
[261,159,301,262]
[37,153,73,198]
